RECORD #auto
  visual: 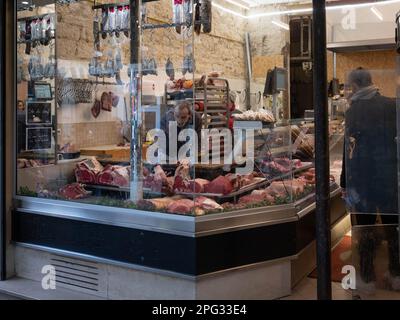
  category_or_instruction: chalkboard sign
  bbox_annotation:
[26,101,52,125]
[26,127,52,151]
[34,83,52,100]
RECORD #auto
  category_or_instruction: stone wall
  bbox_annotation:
[55,0,247,79]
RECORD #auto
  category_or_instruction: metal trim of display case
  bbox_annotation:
[14,196,195,236]
[15,186,342,237]
[12,188,345,277]
[14,196,300,236]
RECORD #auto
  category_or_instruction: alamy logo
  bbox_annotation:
[41,265,56,290]
[146,123,255,174]
[341,265,356,290]
[341,8,356,30]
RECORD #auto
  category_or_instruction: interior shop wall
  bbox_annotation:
[56,0,251,147]
[327,50,397,98]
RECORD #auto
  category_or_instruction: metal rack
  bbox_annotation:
[196,79,230,129]
[164,78,231,161]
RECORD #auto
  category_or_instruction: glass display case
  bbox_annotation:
[15,0,323,218]
[9,0,351,300]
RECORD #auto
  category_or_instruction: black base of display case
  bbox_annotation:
[12,210,297,276]
[12,193,346,277]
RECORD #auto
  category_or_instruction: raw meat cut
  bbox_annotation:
[75,158,104,184]
[59,183,91,200]
[97,165,130,187]
[18,158,30,168]
[267,179,305,197]
[221,202,247,211]
[225,173,256,190]
[166,196,222,215]
[194,196,223,211]
[203,175,233,195]
[91,100,101,118]
[167,199,195,214]
[137,195,185,211]
[143,165,173,194]
[238,190,275,205]
[174,177,210,193]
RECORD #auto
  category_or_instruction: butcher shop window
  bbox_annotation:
[15,0,319,216]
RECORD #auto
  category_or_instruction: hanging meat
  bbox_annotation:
[101,92,112,111]
[91,100,101,118]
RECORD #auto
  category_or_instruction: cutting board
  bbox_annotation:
[80,145,130,160]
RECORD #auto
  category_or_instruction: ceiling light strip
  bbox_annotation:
[272,20,290,30]
[223,0,250,10]
[212,2,248,18]
[370,6,384,21]
[214,0,400,20]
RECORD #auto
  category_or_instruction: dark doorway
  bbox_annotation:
[290,16,314,119]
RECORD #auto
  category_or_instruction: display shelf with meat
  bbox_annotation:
[143,165,174,195]
[256,157,313,179]
[58,183,91,200]
[75,157,104,184]
[232,109,276,124]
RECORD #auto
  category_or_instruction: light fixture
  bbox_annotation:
[370,6,383,21]
[223,0,250,10]
[326,0,400,11]
[272,20,289,30]
[212,2,247,18]
[237,0,258,6]
[21,1,29,4]
[213,0,400,20]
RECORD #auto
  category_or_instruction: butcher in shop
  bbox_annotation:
[160,101,202,157]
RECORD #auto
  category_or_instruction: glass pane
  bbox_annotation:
[15,0,319,217]
[344,69,397,216]
[352,218,400,299]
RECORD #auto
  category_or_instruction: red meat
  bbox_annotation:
[97,165,130,187]
[59,183,90,200]
[75,158,104,184]
[194,196,222,210]
[167,199,195,214]
[238,190,275,205]
[174,177,210,193]
[203,175,233,195]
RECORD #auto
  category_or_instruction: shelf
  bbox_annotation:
[17,36,55,44]
[206,122,228,127]
[17,13,55,22]
[205,103,228,108]
[327,38,395,53]
[199,109,227,113]
[95,28,130,36]
[92,0,158,10]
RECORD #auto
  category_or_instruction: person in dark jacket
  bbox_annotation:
[340,67,400,293]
